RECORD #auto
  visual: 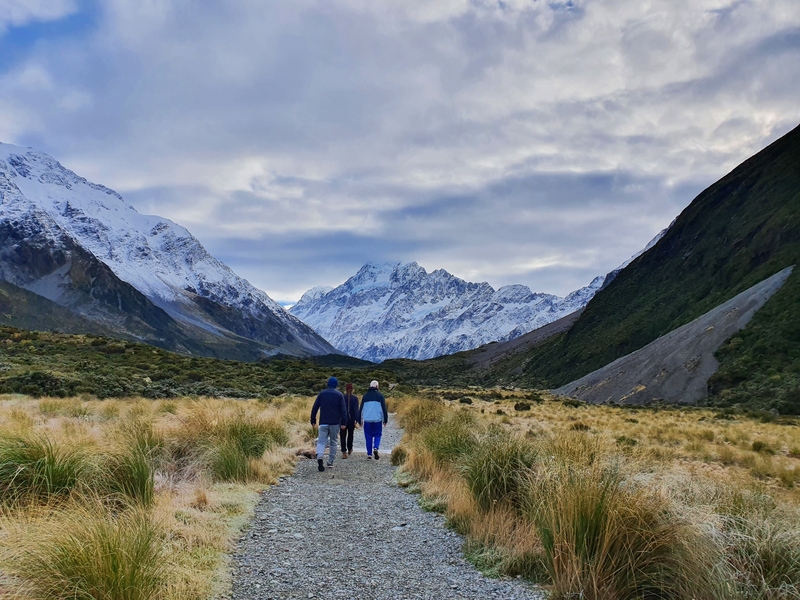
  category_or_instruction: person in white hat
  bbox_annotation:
[358,380,388,459]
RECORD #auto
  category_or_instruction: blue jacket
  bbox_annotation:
[359,389,388,424]
[343,393,359,426]
[310,387,347,426]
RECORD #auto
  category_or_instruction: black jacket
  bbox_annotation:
[310,387,347,426]
[343,393,360,426]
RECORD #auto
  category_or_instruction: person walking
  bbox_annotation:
[359,380,388,460]
[310,377,347,472]
[340,383,359,458]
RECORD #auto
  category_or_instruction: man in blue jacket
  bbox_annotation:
[359,380,388,460]
[310,377,347,472]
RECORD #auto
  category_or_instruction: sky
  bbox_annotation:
[1,0,798,304]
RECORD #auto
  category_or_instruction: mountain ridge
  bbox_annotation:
[290,260,606,362]
[0,143,336,359]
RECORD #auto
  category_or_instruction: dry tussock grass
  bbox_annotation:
[0,393,314,600]
[397,392,800,599]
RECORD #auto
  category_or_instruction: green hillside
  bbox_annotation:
[0,327,400,399]
[385,124,800,413]
[487,123,800,411]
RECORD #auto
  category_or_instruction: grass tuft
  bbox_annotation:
[171,404,290,482]
[461,434,534,511]
[2,501,169,600]
[523,461,721,599]
[419,410,479,464]
[398,398,445,435]
[0,433,89,505]
[723,513,800,598]
[390,445,408,466]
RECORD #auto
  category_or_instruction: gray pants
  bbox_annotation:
[316,424,339,464]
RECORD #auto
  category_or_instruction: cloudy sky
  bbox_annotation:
[1,0,798,303]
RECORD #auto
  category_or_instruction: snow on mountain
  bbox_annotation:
[0,143,335,357]
[290,262,606,362]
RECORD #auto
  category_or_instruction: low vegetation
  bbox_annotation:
[396,393,800,599]
[0,326,402,399]
[0,394,317,599]
[3,352,799,599]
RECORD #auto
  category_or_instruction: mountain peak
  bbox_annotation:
[290,261,603,362]
[0,143,336,358]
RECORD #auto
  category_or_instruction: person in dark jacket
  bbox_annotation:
[358,380,388,460]
[340,382,359,459]
[310,377,347,472]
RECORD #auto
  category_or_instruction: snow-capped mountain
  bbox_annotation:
[0,143,335,358]
[290,262,606,362]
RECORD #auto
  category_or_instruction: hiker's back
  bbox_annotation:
[360,388,385,422]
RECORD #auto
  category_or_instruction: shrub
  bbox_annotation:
[514,402,531,411]
[399,399,445,435]
[522,462,722,599]
[0,434,89,504]
[419,411,479,465]
[723,513,800,598]
[461,435,536,511]
[3,502,169,600]
[561,398,585,408]
[390,446,408,466]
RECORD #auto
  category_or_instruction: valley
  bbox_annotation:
[1,104,799,600]
[2,2,798,598]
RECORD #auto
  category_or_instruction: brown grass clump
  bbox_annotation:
[399,392,800,599]
[0,433,91,505]
[1,500,169,600]
[0,394,310,600]
[523,459,722,599]
[396,397,445,435]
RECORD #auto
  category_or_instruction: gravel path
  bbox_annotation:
[230,417,543,600]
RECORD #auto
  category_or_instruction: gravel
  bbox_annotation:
[230,417,544,600]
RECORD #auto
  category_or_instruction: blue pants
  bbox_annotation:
[363,421,383,455]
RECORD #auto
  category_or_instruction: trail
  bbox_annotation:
[230,418,542,600]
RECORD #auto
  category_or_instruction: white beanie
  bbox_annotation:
[370,380,379,389]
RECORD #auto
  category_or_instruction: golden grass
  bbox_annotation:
[397,391,800,598]
[0,393,315,600]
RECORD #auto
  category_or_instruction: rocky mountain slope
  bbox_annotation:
[290,261,606,362]
[555,267,793,405]
[0,143,335,359]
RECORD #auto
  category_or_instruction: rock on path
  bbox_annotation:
[230,417,543,600]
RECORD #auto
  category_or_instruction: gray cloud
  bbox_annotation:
[0,0,77,32]
[126,168,699,301]
[1,0,799,301]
